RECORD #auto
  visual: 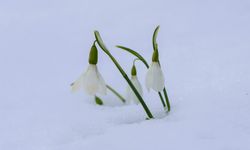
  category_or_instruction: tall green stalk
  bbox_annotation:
[152,25,171,112]
[94,31,154,119]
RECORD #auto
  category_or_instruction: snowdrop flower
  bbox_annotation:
[71,42,107,95]
[126,65,143,104]
[145,50,165,92]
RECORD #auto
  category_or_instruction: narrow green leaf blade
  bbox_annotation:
[116,45,149,68]
[94,31,108,52]
[152,25,160,51]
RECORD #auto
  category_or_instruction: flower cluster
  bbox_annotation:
[71,26,170,119]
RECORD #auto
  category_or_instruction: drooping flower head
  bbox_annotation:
[71,41,107,95]
[126,62,143,104]
[145,50,165,92]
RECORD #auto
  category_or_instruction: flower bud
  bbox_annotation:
[131,65,137,76]
[88,42,98,64]
[95,96,103,105]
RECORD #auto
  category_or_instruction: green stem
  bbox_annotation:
[94,31,154,119]
[158,92,166,108]
[106,85,126,103]
[163,87,170,112]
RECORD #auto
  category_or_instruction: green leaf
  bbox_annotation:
[152,25,160,51]
[95,96,103,105]
[116,45,149,68]
[94,31,108,53]
[106,85,126,103]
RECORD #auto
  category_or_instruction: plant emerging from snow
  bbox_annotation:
[71,42,107,95]
[72,26,171,119]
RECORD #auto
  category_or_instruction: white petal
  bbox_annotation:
[151,62,165,91]
[145,62,165,92]
[132,76,143,96]
[96,68,107,95]
[125,86,133,104]
[72,64,107,95]
[71,73,84,92]
[131,76,143,104]
[126,76,143,104]
[82,65,100,95]
[145,64,154,91]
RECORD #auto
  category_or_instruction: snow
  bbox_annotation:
[1,0,250,149]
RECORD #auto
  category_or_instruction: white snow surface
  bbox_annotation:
[1,0,250,149]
